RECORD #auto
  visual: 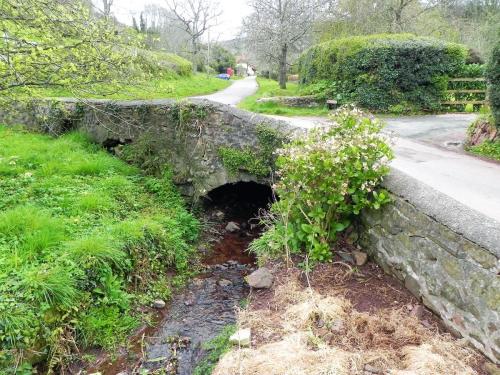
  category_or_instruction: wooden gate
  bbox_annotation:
[442,77,487,109]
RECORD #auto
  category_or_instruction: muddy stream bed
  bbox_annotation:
[88,182,272,375]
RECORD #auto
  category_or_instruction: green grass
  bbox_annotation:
[469,140,500,161]
[238,77,329,116]
[29,73,231,100]
[0,126,199,372]
[193,325,236,375]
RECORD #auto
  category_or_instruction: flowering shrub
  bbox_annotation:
[250,107,393,265]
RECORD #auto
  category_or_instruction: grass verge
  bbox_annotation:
[28,73,231,100]
[469,140,500,161]
[0,125,199,372]
[238,78,329,117]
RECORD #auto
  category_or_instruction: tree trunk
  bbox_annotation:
[278,44,287,89]
[192,38,198,73]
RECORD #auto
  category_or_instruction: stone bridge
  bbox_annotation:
[1,98,498,363]
[3,98,294,198]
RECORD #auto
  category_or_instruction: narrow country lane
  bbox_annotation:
[193,76,258,105]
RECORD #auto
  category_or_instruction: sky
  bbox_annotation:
[101,0,252,41]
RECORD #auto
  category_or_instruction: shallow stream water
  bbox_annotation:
[90,182,272,374]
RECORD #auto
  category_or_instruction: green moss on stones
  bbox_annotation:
[218,147,269,177]
[219,123,288,177]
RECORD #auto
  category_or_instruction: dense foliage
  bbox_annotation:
[487,37,500,128]
[0,127,198,372]
[298,34,468,111]
[0,0,135,99]
[250,107,393,266]
[209,45,236,74]
[0,0,212,101]
[218,123,288,177]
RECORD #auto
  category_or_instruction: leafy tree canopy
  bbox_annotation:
[0,0,141,100]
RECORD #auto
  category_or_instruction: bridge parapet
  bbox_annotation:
[0,98,294,198]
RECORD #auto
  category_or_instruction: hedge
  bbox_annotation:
[486,38,500,128]
[298,34,468,111]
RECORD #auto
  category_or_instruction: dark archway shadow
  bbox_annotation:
[201,181,274,265]
[203,181,274,222]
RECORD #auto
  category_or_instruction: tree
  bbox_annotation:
[0,0,138,100]
[101,0,114,17]
[209,45,236,73]
[316,0,500,59]
[244,0,322,89]
[165,0,222,72]
[487,36,500,127]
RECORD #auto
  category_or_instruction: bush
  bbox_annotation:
[486,38,500,128]
[298,34,467,111]
[250,107,393,266]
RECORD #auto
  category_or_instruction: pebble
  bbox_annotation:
[246,267,274,289]
[225,221,240,232]
[218,279,233,287]
[421,319,432,328]
[331,319,345,333]
[352,250,368,266]
[153,299,166,309]
[410,304,424,318]
[229,328,251,347]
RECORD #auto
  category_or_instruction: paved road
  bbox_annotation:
[199,83,500,222]
[194,76,258,105]
[384,113,477,150]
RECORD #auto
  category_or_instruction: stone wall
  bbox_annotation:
[360,169,500,363]
[0,99,293,198]
[256,95,321,108]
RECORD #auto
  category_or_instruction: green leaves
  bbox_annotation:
[298,34,468,111]
[0,0,145,100]
[250,107,393,265]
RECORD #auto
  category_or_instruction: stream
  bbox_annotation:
[92,182,272,375]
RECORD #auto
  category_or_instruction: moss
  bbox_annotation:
[219,123,288,177]
[218,147,269,177]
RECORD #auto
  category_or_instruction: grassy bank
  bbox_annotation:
[238,78,329,116]
[466,112,500,161]
[469,140,500,161]
[29,73,231,100]
[0,126,198,372]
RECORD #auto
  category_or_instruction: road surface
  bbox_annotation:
[194,76,258,106]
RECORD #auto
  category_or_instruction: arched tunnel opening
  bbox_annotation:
[203,181,274,220]
[201,181,274,265]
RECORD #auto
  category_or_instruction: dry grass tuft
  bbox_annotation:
[215,273,480,375]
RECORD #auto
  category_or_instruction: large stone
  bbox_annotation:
[246,267,273,289]
[229,328,251,347]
